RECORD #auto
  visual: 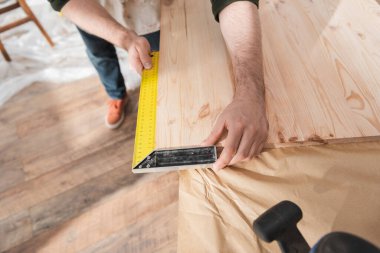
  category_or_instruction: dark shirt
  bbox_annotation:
[211,0,259,21]
[48,0,259,21]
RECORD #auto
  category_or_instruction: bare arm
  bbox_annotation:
[203,1,268,170]
[220,1,264,103]
[62,0,152,72]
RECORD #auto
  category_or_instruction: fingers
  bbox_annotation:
[136,39,152,69]
[229,130,255,165]
[213,128,266,171]
[248,140,265,159]
[213,125,243,171]
[129,53,143,75]
[201,118,225,146]
[127,36,152,74]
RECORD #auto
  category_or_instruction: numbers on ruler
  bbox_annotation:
[132,52,159,167]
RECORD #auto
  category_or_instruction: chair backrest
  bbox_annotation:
[0,0,54,61]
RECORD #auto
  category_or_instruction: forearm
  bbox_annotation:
[61,0,134,49]
[219,1,265,107]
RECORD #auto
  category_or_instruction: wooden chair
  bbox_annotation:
[0,0,54,62]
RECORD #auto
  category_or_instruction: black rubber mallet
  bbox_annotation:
[253,200,311,253]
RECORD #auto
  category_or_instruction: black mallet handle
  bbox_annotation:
[253,201,311,253]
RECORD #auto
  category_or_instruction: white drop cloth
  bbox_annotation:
[0,0,159,106]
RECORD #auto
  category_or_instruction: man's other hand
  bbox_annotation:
[202,97,268,171]
[124,32,152,74]
[61,0,152,74]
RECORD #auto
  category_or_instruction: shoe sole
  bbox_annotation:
[105,111,125,129]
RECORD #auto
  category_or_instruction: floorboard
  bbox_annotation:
[0,77,178,253]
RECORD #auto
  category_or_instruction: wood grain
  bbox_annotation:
[157,0,234,148]
[6,172,178,253]
[157,0,380,149]
[261,0,380,147]
[0,77,178,253]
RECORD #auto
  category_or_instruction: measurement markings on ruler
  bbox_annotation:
[132,51,159,167]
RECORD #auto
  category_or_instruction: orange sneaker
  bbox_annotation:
[105,96,128,129]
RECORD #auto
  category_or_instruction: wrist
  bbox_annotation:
[234,86,263,102]
[116,29,137,50]
[234,86,266,111]
[234,88,256,100]
[233,68,264,101]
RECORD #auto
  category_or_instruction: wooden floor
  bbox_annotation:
[0,76,178,253]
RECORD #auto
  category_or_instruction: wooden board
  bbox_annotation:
[157,0,234,148]
[157,0,380,149]
[262,0,380,147]
[0,78,178,253]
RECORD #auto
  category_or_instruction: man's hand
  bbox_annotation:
[62,0,152,74]
[124,32,152,74]
[202,97,268,171]
[204,1,266,171]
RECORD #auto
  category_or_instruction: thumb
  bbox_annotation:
[201,119,225,146]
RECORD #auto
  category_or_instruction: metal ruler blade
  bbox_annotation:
[132,51,159,167]
[132,146,217,173]
[132,52,218,173]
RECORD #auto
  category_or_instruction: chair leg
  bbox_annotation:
[18,0,55,47]
[0,40,11,62]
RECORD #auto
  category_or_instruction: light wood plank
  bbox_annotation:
[157,0,380,150]
[157,0,234,148]
[261,0,380,147]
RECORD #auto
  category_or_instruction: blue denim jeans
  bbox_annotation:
[77,27,160,99]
